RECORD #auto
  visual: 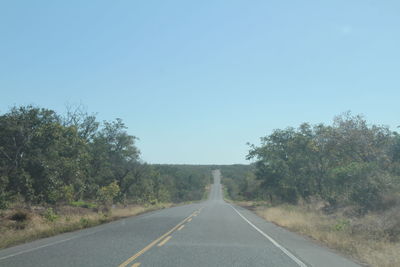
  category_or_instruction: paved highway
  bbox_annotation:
[0,170,360,266]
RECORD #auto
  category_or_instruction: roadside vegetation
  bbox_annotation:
[0,105,210,248]
[0,202,171,249]
[222,112,400,267]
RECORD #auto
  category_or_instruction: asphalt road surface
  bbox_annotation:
[0,170,361,267]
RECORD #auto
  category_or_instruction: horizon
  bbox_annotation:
[1,1,399,164]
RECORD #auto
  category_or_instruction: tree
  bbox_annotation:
[247,112,396,210]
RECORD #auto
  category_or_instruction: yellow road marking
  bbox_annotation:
[177,225,185,231]
[131,263,141,267]
[188,218,192,222]
[118,209,200,267]
[192,208,203,217]
[157,235,172,247]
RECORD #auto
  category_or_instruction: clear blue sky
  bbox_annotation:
[1,1,399,164]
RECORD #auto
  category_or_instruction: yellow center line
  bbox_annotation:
[131,263,141,267]
[157,235,172,247]
[177,224,185,231]
[187,218,192,222]
[118,208,200,267]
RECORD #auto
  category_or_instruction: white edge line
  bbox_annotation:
[229,204,308,267]
[0,236,79,261]
[0,206,203,261]
[0,226,106,261]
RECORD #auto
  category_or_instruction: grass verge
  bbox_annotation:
[1,184,211,250]
[234,201,400,267]
[0,203,172,249]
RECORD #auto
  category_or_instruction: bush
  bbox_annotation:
[43,208,58,222]
[79,217,90,227]
[97,181,120,206]
[61,185,75,203]
[328,162,388,211]
[382,206,400,242]
[333,219,350,231]
[0,191,8,210]
[10,210,29,222]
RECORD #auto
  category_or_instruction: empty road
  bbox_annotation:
[0,170,360,267]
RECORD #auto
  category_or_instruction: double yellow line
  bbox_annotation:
[118,208,202,267]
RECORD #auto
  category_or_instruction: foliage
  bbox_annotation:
[218,165,258,201]
[61,185,75,203]
[0,191,8,209]
[333,219,350,231]
[224,112,400,213]
[0,105,210,209]
[79,217,90,227]
[10,210,29,222]
[97,181,120,206]
[153,165,211,202]
[43,208,58,222]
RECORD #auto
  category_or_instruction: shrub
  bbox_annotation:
[329,162,388,211]
[61,185,75,203]
[97,181,120,206]
[79,217,89,227]
[0,189,8,210]
[43,208,58,222]
[10,210,29,222]
[382,206,400,242]
[333,219,350,231]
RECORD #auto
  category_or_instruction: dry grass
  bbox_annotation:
[0,203,172,249]
[251,204,400,267]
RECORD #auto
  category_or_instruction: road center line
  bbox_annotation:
[157,236,172,247]
[118,208,201,267]
[229,204,308,267]
[0,207,173,261]
[177,225,185,231]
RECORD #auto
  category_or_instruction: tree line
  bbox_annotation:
[0,105,210,209]
[218,165,258,200]
[224,112,400,212]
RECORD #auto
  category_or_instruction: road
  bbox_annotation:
[0,170,361,267]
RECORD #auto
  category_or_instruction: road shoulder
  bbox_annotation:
[232,204,363,267]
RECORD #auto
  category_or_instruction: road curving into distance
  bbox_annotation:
[0,170,361,267]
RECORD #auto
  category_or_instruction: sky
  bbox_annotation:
[1,0,400,164]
